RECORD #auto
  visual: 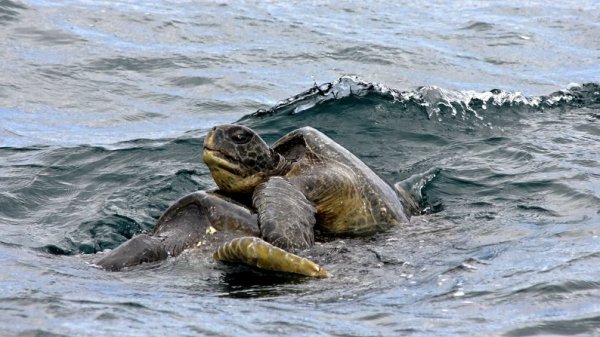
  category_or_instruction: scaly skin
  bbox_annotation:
[95,124,415,277]
[213,237,330,278]
[202,125,415,277]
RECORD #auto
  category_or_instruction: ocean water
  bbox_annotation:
[1,1,600,336]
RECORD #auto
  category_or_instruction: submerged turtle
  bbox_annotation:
[94,125,421,277]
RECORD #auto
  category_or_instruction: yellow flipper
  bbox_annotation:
[213,237,331,278]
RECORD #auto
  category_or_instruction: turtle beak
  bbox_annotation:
[203,128,217,150]
[203,128,242,174]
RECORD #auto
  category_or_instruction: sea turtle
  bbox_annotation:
[94,125,421,277]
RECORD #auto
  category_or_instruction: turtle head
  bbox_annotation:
[203,124,278,194]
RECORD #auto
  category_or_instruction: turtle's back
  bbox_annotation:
[273,127,409,235]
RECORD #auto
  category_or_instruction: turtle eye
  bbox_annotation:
[230,130,252,144]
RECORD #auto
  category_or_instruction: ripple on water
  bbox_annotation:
[504,315,600,337]
[0,2,599,336]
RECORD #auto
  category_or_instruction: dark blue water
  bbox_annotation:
[1,1,600,336]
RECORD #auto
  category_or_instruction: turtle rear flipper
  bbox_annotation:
[94,191,259,271]
[394,167,441,215]
[93,234,167,271]
[214,237,330,278]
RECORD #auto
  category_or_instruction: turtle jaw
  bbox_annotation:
[203,147,266,194]
[203,147,242,175]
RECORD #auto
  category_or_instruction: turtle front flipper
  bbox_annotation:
[214,237,330,278]
[253,176,316,250]
[94,191,259,271]
[214,177,327,277]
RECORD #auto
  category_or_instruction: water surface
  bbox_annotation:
[1,1,600,336]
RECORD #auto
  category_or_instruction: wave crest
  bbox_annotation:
[248,76,600,122]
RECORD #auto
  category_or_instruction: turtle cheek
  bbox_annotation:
[242,148,270,173]
[244,158,257,171]
[255,153,273,171]
[210,168,236,192]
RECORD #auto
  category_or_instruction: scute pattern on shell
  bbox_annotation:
[272,127,409,237]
